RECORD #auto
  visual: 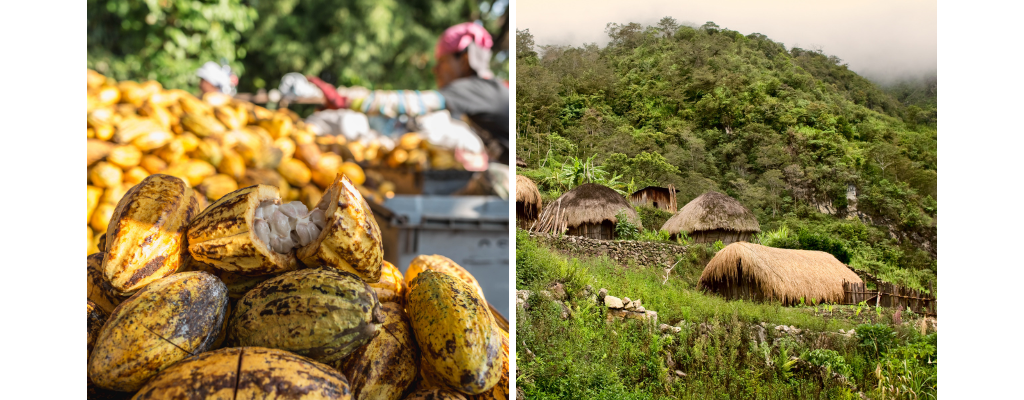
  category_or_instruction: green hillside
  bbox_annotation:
[515,20,937,290]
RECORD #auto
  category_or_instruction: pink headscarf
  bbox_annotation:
[435,22,494,60]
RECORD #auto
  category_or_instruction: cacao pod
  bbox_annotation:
[101,174,199,295]
[340,161,366,186]
[88,139,114,166]
[122,167,150,187]
[100,184,130,206]
[195,174,238,202]
[299,184,323,211]
[466,327,509,400]
[130,129,173,152]
[370,260,407,305]
[138,155,167,174]
[90,203,116,232]
[335,302,419,400]
[187,184,298,275]
[311,153,342,189]
[406,255,509,333]
[406,271,501,395]
[297,174,384,283]
[87,300,108,358]
[230,268,384,364]
[294,142,322,169]
[218,149,247,181]
[214,105,245,130]
[88,271,228,392]
[113,117,164,145]
[239,168,288,190]
[107,145,142,170]
[278,158,312,187]
[165,159,216,187]
[403,388,468,400]
[274,137,296,161]
[87,185,103,224]
[133,347,352,400]
[186,258,273,301]
[87,253,130,315]
[89,162,122,188]
[182,112,226,138]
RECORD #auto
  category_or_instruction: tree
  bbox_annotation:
[87,0,257,91]
[516,29,538,65]
[656,16,679,38]
[868,143,902,180]
[759,170,786,217]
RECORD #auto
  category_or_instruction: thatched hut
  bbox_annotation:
[698,242,862,305]
[629,185,678,212]
[532,183,642,240]
[660,191,760,244]
[516,175,542,230]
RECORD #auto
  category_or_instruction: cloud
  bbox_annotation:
[517,0,936,82]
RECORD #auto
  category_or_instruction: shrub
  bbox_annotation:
[855,324,897,360]
[615,211,641,240]
[805,349,852,377]
[635,206,674,232]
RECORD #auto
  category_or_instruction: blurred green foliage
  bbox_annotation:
[87,0,509,92]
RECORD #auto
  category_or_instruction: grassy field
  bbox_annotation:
[515,230,937,399]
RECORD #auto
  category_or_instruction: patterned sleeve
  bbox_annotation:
[340,88,447,118]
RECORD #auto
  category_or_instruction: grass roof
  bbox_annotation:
[698,242,863,304]
[532,183,642,235]
[516,175,542,220]
[661,191,760,234]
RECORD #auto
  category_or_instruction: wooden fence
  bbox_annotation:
[841,280,937,316]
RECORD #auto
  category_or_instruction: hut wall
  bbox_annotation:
[703,259,772,303]
[629,186,677,212]
[516,201,537,230]
[687,229,752,245]
[567,220,615,240]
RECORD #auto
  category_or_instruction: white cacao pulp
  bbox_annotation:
[253,200,327,253]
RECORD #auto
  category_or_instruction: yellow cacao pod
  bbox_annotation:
[87,185,103,224]
[195,174,238,201]
[106,145,142,170]
[297,175,384,283]
[101,174,199,295]
[87,271,228,392]
[406,271,501,395]
[122,166,150,187]
[133,347,352,400]
[335,302,419,400]
[139,154,167,174]
[88,162,122,189]
[278,158,312,187]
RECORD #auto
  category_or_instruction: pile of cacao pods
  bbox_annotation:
[87,171,509,400]
[87,69,464,256]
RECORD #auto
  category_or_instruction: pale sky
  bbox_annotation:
[516,0,936,83]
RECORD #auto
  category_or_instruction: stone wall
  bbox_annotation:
[528,232,688,267]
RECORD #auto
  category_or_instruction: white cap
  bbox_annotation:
[196,61,236,95]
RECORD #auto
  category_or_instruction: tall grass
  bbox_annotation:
[517,233,936,399]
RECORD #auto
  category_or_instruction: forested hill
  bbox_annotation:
[515,19,937,290]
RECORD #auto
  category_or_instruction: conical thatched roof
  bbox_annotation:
[698,242,862,304]
[661,191,760,234]
[516,175,542,219]
[532,183,642,234]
